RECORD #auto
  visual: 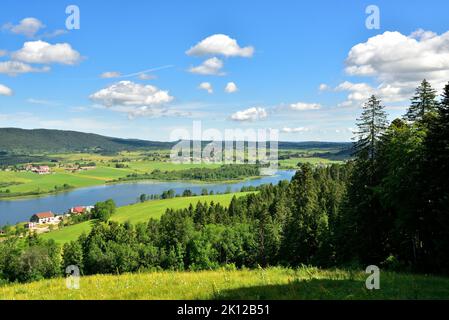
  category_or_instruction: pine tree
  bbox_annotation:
[405,79,438,122]
[354,95,388,167]
[337,95,389,265]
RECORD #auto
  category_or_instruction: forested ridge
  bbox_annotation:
[0,79,448,283]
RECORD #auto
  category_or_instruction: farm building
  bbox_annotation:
[30,211,59,224]
[70,206,94,215]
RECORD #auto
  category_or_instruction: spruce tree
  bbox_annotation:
[405,79,438,122]
[354,95,388,167]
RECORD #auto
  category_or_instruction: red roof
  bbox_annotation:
[34,211,54,218]
[72,207,85,213]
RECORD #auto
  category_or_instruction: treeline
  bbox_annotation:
[66,163,349,273]
[115,164,261,182]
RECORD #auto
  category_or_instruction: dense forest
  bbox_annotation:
[0,79,448,283]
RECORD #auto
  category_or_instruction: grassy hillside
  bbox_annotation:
[1,267,448,300]
[41,192,251,244]
[0,128,173,154]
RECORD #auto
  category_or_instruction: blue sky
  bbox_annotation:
[1,0,449,142]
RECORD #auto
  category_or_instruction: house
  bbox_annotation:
[70,205,94,215]
[33,166,51,174]
[70,206,85,215]
[30,211,59,224]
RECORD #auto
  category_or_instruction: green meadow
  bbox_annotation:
[41,192,251,244]
[1,267,448,300]
[279,157,342,168]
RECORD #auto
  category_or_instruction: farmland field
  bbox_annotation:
[1,267,448,300]
[41,192,252,244]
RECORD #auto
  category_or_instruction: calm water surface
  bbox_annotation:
[0,170,296,226]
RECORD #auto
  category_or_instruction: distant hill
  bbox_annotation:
[0,127,352,155]
[0,128,174,154]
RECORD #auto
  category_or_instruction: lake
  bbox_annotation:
[0,170,296,226]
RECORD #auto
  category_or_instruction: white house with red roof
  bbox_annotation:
[30,211,59,224]
[70,206,94,215]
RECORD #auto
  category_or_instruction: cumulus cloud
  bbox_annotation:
[90,81,173,107]
[225,82,238,93]
[100,71,121,79]
[188,57,224,75]
[198,82,213,93]
[335,81,410,107]
[89,81,175,118]
[281,127,309,133]
[0,50,7,57]
[319,83,330,91]
[344,29,449,103]
[230,107,267,121]
[2,17,45,37]
[289,102,321,111]
[0,61,50,76]
[186,34,254,57]
[12,40,82,65]
[0,84,13,96]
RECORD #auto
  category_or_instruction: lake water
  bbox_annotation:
[0,170,296,226]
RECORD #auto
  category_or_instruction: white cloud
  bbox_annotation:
[198,82,213,93]
[0,50,7,57]
[188,57,224,75]
[345,29,449,99]
[0,61,50,76]
[12,40,82,65]
[0,84,13,96]
[289,102,321,111]
[100,71,121,79]
[3,17,45,37]
[138,73,156,80]
[186,34,254,57]
[90,81,173,107]
[335,81,410,107]
[281,127,309,133]
[319,83,329,91]
[89,80,175,118]
[225,82,238,93]
[230,107,267,121]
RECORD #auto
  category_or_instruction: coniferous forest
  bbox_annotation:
[0,80,448,283]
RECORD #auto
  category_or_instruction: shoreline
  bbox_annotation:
[0,172,290,202]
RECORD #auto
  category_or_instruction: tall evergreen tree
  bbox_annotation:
[338,95,389,265]
[405,79,438,122]
[354,95,388,166]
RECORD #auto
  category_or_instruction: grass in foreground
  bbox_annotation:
[1,267,448,300]
[41,192,252,244]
